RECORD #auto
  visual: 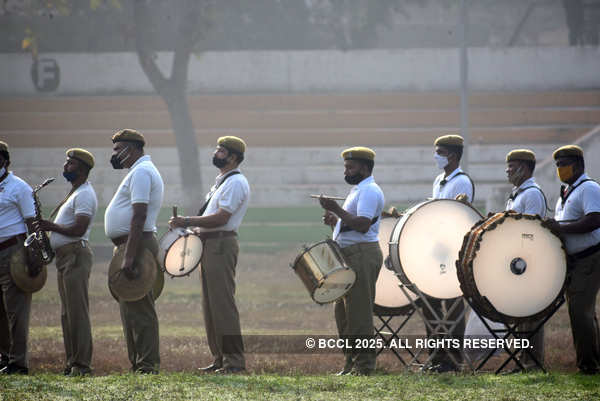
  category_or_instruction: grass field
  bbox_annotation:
[3,206,599,399]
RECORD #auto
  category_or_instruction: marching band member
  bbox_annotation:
[503,149,547,370]
[169,136,250,374]
[547,145,600,375]
[36,148,97,376]
[319,147,384,376]
[427,134,474,372]
[104,130,164,374]
[0,141,36,375]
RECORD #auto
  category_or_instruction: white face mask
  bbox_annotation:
[0,161,6,177]
[434,153,449,169]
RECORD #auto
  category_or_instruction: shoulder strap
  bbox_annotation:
[197,171,241,216]
[453,172,475,202]
[561,178,596,206]
[509,186,549,213]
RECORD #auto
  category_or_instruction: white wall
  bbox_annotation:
[2,47,600,95]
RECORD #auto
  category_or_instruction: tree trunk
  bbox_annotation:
[164,92,203,214]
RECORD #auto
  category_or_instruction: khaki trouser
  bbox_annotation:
[115,235,160,372]
[335,242,382,373]
[518,321,544,367]
[200,236,244,369]
[566,249,600,373]
[0,240,32,368]
[55,241,93,371]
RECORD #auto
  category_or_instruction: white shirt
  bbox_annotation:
[0,172,35,243]
[333,175,385,248]
[200,168,250,232]
[50,182,98,250]
[554,173,600,254]
[433,167,474,202]
[105,155,164,239]
[506,177,547,218]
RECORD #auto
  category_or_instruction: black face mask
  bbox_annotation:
[344,173,364,185]
[110,147,130,170]
[63,171,78,182]
[212,155,228,168]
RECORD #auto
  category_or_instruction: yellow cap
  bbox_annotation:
[553,145,583,160]
[66,148,95,169]
[217,136,246,153]
[434,134,464,147]
[341,146,376,161]
[0,141,8,153]
[506,149,536,163]
[112,129,145,146]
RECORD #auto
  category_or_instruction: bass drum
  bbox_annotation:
[389,199,483,299]
[457,212,567,324]
[374,216,418,315]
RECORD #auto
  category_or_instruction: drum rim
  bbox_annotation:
[311,266,356,305]
[374,216,417,313]
[389,199,483,299]
[159,229,203,278]
[291,239,347,271]
[457,211,568,324]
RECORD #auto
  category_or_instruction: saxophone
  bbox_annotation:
[24,177,55,276]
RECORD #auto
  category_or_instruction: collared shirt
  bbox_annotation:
[554,173,600,254]
[200,168,250,232]
[432,167,473,202]
[506,177,546,218]
[0,172,35,243]
[50,182,98,250]
[104,155,164,239]
[333,175,385,248]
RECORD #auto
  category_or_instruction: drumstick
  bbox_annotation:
[172,206,178,217]
[310,194,346,201]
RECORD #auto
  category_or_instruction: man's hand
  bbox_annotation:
[544,218,562,233]
[121,257,139,280]
[319,197,340,213]
[169,216,188,229]
[455,193,469,204]
[33,219,57,232]
[322,211,338,228]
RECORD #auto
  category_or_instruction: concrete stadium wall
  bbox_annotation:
[2,47,600,95]
[10,143,599,211]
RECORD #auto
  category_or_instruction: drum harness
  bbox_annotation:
[197,171,240,216]
[508,185,550,213]
[439,171,475,201]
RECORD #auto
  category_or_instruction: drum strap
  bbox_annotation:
[560,179,596,207]
[197,171,241,216]
[440,171,475,201]
[508,186,550,212]
[338,216,379,233]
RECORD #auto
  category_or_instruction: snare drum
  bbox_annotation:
[457,212,567,324]
[158,228,203,277]
[389,199,483,299]
[374,216,418,314]
[291,239,356,304]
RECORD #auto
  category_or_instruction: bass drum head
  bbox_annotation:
[162,230,203,277]
[392,199,482,299]
[374,216,417,314]
[470,214,566,321]
[314,267,356,304]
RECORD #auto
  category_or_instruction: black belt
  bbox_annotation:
[572,242,600,260]
[0,235,22,252]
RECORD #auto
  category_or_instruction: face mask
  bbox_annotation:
[110,147,130,170]
[344,173,364,185]
[508,165,525,186]
[212,155,228,168]
[0,166,5,177]
[63,171,78,182]
[557,165,574,183]
[434,153,449,169]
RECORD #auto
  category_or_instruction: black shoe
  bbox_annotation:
[135,368,158,375]
[67,366,92,377]
[425,362,459,373]
[0,364,29,375]
[349,368,373,376]
[214,366,245,374]
[198,364,222,373]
